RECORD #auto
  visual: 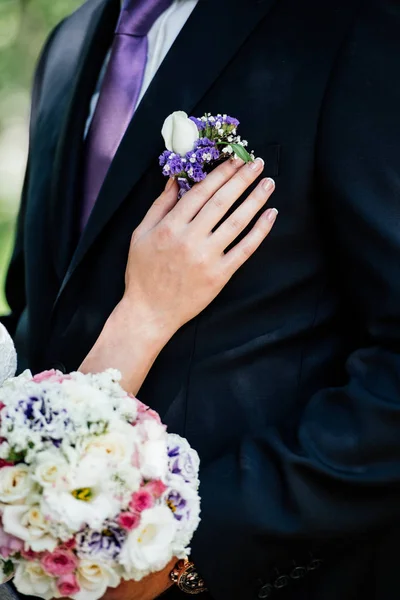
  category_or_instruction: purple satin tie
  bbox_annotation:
[81,0,173,229]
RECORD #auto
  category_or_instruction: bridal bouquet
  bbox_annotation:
[0,365,200,600]
[160,111,255,198]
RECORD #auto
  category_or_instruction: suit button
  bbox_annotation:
[274,575,290,589]
[258,584,273,598]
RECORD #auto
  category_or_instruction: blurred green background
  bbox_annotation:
[0,0,82,315]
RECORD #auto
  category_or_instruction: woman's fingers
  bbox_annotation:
[170,157,245,223]
[223,207,278,276]
[191,158,265,234]
[134,179,179,236]
[212,177,275,251]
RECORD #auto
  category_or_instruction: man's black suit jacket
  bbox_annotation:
[2,0,400,598]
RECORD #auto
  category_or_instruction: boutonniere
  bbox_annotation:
[159,111,255,198]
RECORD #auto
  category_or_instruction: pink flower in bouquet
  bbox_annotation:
[130,490,154,513]
[146,480,167,499]
[131,446,141,469]
[0,526,24,558]
[21,547,43,560]
[56,574,80,597]
[118,511,140,531]
[0,438,13,468]
[134,397,162,425]
[61,538,76,551]
[33,370,66,384]
[41,548,78,576]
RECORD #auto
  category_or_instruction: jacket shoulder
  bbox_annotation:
[31,0,109,122]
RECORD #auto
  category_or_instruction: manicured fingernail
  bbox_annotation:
[262,177,275,191]
[232,156,245,167]
[165,177,174,191]
[248,157,264,171]
[266,208,278,223]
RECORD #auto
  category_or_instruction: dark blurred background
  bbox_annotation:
[0,0,82,314]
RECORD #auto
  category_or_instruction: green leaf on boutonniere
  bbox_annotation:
[230,144,253,163]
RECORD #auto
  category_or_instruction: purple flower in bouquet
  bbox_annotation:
[167,433,200,488]
[2,395,72,455]
[159,111,255,197]
[76,522,127,561]
[166,489,187,522]
[163,474,201,534]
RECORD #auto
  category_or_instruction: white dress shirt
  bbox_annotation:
[84,0,198,137]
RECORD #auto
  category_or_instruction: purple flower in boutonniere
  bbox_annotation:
[159,111,255,198]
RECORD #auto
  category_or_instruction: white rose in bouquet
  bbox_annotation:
[33,449,70,489]
[2,504,57,552]
[14,561,57,600]
[0,465,34,504]
[81,422,136,466]
[119,506,177,577]
[161,111,199,157]
[75,559,120,600]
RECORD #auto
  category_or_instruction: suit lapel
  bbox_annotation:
[48,0,118,280]
[56,0,279,301]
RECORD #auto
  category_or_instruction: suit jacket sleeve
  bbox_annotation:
[0,22,68,600]
[1,23,63,337]
[190,2,400,597]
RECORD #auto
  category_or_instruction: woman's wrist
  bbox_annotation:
[114,296,174,351]
[79,297,174,395]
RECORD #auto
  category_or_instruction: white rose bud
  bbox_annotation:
[161,111,199,157]
[0,465,34,504]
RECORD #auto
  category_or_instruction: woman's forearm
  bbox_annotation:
[79,158,276,397]
[79,298,172,395]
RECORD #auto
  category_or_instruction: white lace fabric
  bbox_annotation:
[0,324,17,386]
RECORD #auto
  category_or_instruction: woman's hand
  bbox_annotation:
[124,157,276,342]
[80,157,276,394]
[99,557,177,600]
